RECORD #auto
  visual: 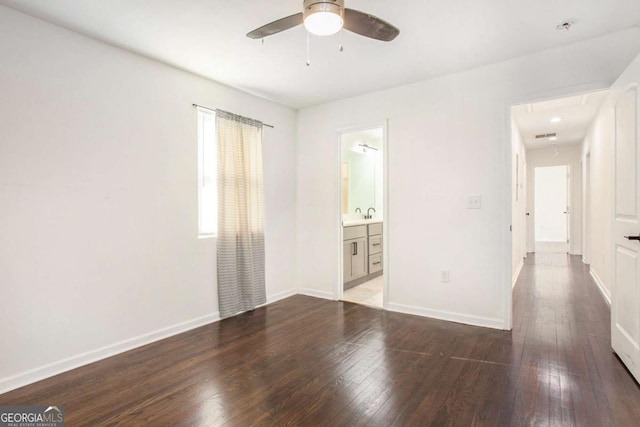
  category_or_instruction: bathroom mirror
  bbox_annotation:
[340,128,383,217]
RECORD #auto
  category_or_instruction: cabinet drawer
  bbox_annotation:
[368,223,382,236]
[369,235,382,255]
[369,254,383,273]
[344,225,367,240]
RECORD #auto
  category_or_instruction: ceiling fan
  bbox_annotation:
[247,0,399,42]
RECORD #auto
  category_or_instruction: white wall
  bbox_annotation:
[296,28,640,329]
[581,53,640,304]
[0,6,298,392]
[582,105,614,299]
[511,119,527,285]
[526,145,583,254]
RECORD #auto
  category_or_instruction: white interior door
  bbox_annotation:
[521,162,528,257]
[612,85,640,382]
[584,154,591,263]
[534,165,569,253]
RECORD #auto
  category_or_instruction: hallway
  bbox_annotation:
[512,252,640,425]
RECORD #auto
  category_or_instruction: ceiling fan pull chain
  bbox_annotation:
[261,38,264,46]
[339,28,344,52]
[306,32,311,66]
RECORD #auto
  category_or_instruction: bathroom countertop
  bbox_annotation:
[342,219,383,226]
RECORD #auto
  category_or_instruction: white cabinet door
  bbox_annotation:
[612,85,640,382]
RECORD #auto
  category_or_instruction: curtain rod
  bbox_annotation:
[192,103,274,128]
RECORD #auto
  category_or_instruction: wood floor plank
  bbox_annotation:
[2,254,640,425]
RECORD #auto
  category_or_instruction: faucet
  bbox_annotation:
[355,208,361,214]
[366,207,376,219]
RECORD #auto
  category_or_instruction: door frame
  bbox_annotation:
[336,120,389,308]
[583,153,591,264]
[504,81,610,330]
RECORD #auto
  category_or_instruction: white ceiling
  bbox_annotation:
[2,0,639,108]
[512,90,609,150]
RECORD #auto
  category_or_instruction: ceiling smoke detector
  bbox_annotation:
[556,20,575,31]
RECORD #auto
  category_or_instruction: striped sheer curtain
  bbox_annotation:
[216,110,265,318]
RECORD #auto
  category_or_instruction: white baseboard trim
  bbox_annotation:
[512,259,524,289]
[590,268,611,307]
[264,289,298,305]
[386,303,504,330]
[0,312,220,395]
[296,288,335,300]
[0,285,511,394]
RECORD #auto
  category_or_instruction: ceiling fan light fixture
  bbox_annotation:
[303,0,344,36]
[304,12,343,35]
[246,0,399,43]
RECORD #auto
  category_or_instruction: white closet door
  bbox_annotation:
[612,85,640,382]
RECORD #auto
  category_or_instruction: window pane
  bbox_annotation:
[198,110,216,236]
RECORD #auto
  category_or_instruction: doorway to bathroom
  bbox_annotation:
[338,124,387,308]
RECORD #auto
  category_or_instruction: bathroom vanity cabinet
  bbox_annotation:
[343,225,368,284]
[368,222,383,275]
[343,222,383,289]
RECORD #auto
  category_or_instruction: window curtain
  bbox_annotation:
[216,110,265,318]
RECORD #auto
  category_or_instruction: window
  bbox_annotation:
[197,108,217,236]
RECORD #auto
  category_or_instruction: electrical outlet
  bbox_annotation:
[466,194,482,209]
[440,270,450,283]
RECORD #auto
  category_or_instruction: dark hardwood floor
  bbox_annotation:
[2,253,640,426]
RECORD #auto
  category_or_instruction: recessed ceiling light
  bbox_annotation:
[549,136,558,141]
[550,117,562,123]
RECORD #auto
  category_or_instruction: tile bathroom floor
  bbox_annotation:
[342,275,383,307]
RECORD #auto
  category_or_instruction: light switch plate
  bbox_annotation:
[466,194,482,209]
[440,270,450,283]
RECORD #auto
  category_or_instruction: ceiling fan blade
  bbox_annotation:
[247,13,304,39]
[343,8,399,42]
